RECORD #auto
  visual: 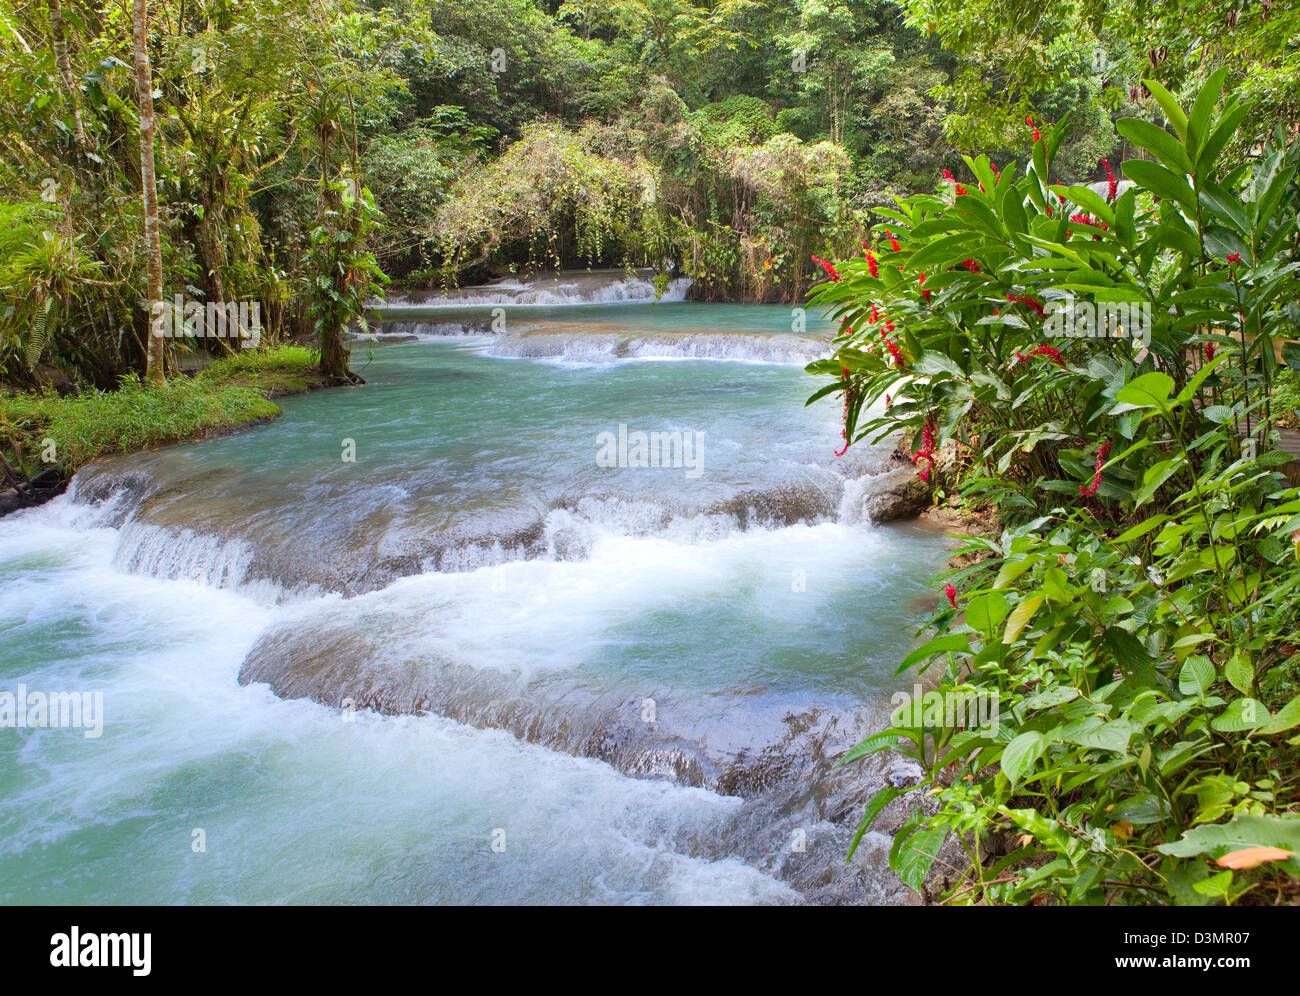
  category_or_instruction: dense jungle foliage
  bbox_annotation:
[814,67,1300,906]
[9,0,1298,388]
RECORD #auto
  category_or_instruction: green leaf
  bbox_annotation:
[1281,341,1300,372]
[839,728,911,766]
[1204,405,1235,424]
[1105,627,1156,686]
[1178,656,1215,697]
[1258,695,1300,735]
[1134,457,1184,507]
[1001,731,1048,786]
[895,633,973,675]
[1122,159,1196,213]
[1144,78,1189,143]
[847,785,902,859]
[1110,792,1171,825]
[1224,654,1254,695]
[1002,594,1043,644]
[1192,869,1233,899]
[1061,717,1135,753]
[993,557,1036,590]
[1211,698,1270,732]
[1019,686,1080,711]
[1117,117,1192,173]
[1187,67,1230,158]
[1115,514,1169,544]
[965,590,1008,635]
[1115,371,1175,410]
[1158,813,1300,872]
[889,825,947,892]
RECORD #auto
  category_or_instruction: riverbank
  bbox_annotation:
[0,345,340,516]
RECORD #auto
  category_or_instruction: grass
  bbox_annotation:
[1,344,323,478]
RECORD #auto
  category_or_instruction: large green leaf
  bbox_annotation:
[1117,118,1192,173]
[1134,457,1185,507]
[1122,159,1196,213]
[1144,78,1188,143]
[1157,813,1300,872]
[1258,695,1300,735]
[1178,656,1215,697]
[895,633,973,675]
[1115,371,1175,411]
[1001,731,1047,786]
[1187,67,1230,159]
[889,825,948,892]
[847,785,903,859]
[1002,594,1043,644]
[1211,698,1270,732]
[965,590,1009,635]
[1110,792,1171,825]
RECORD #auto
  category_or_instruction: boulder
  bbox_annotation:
[859,464,933,522]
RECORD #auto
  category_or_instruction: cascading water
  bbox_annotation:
[0,278,952,905]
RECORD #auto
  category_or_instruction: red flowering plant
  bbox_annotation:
[812,71,1300,906]
[806,114,1136,499]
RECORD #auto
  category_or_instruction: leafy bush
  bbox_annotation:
[812,70,1300,905]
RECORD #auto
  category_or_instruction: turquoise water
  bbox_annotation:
[0,295,950,905]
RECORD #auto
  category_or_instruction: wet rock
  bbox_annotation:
[0,466,69,517]
[858,465,932,522]
[710,482,835,527]
[888,759,924,788]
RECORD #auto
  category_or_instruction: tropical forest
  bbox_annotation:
[1,0,1299,921]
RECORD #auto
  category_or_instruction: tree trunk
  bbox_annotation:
[132,0,165,385]
[49,0,87,150]
[316,198,353,382]
[314,129,351,382]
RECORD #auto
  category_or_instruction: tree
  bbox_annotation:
[131,0,165,385]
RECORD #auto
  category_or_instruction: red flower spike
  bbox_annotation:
[811,255,841,282]
[1031,343,1064,367]
[835,367,853,456]
[1005,292,1047,319]
[881,330,903,367]
[913,417,938,481]
[945,583,958,609]
[1079,441,1112,497]
[865,249,879,279]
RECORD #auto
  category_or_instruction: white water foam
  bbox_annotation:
[0,503,797,905]
[484,331,828,367]
[378,273,692,309]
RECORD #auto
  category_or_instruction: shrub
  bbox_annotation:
[811,70,1300,905]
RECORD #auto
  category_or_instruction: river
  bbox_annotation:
[0,272,950,904]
